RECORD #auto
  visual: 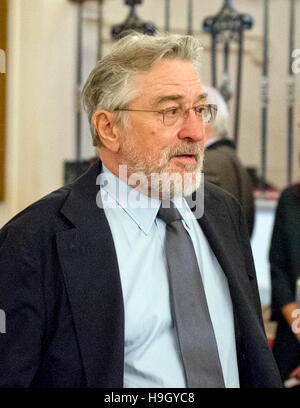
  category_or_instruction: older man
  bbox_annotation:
[201,85,255,237]
[0,32,281,388]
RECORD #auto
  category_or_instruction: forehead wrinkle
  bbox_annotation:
[130,60,204,108]
[155,94,184,105]
[153,92,207,107]
[133,71,202,95]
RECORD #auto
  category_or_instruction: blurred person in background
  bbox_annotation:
[202,85,255,237]
[269,119,300,386]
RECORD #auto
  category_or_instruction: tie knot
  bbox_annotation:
[157,201,182,224]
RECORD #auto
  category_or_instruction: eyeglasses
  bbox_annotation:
[114,104,218,127]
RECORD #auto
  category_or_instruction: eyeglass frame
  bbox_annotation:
[113,104,218,127]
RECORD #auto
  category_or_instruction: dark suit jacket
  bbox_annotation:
[269,184,300,379]
[0,160,282,387]
[204,139,255,237]
[270,184,300,319]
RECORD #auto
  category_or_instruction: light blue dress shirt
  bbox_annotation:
[99,165,240,388]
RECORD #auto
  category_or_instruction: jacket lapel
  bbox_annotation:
[197,184,255,302]
[197,185,268,351]
[56,160,124,387]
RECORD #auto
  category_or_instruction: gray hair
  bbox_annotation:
[202,85,229,138]
[82,31,204,147]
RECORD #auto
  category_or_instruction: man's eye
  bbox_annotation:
[194,105,205,114]
[163,108,179,116]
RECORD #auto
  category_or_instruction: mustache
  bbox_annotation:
[167,143,203,160]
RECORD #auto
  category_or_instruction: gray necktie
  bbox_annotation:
[158,201,225,388]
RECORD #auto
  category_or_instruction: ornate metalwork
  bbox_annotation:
[287,0,296,185]
[97,0,104,60]
[260,75,269,111]
[203,0,252,43]
[287,76,295,109]
[111,0,156,39]
[75,1,83,161]
[203,0,253,147]
[165,0,170,32]
[259,0,269,192]
[187,0,193,35]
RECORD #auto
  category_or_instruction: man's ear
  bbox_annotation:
[93,110,121,153]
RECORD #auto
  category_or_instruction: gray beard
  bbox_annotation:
[120,139,204,199]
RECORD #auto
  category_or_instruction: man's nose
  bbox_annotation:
[177,110,205,142]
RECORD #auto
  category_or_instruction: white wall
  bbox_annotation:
[1,0,300,227]
[1,0,76,225]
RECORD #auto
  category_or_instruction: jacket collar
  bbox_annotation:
[56,159,125,387]
[60,159,104,227]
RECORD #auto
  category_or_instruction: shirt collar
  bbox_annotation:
[100,165,160,235]
[100,165,193,234]
[204,137,218,148]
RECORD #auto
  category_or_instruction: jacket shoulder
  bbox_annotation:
[204,179,240,208]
